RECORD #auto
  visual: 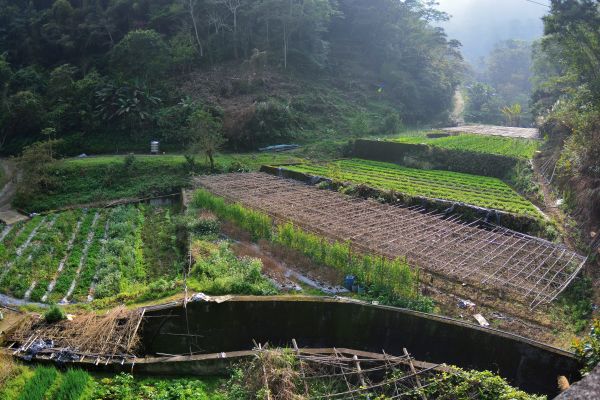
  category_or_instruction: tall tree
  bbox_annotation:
[187,107,225,170]
[110,29,170,83]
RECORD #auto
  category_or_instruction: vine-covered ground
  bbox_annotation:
[283,159,541,216]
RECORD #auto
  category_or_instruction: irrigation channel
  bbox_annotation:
[195,172,587,309]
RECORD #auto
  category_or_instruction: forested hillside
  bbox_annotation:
[531,0,600,246]
[0,0,463,155]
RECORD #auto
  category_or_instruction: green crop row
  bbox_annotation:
[93,206,145,299]
[390,133,539,159]
[192,189,273,241]
[24,212,81,302]
[0,216,50,297]
[283,159,541,216]
[275,222,417,300]
[71,213,110,302]
[47,211,98,303]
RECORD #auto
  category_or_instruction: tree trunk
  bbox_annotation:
[283,23,287,69]
[233,9,238,59]
[188,0,204,57]
[208,151,215,171]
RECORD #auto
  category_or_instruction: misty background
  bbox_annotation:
[437,0,549,66]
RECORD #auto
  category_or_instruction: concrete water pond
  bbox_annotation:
[140,295,580,397]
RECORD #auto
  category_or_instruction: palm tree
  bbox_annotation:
[500,103,522,127]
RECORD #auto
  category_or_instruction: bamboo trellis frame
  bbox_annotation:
[195,173,587,308]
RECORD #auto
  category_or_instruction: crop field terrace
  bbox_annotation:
[0,205,180,304]
[196,173,587,308]
[390,133,540,159]
[281,159,540,216]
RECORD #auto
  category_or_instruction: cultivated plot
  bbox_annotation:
[442,125,541,140]
[196,173,586,308]
[391,133,539,159]
[281,159,540,216]
[0,205,178,304]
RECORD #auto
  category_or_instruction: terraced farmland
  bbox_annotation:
[196,173,586,308]
[391,133,540,159]
[282,159,540,216]
[0,205,180,304]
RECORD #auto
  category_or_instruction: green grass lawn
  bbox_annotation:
[389,133,540,159]
[65,152,304,169]
[282,159,541,216]
[15,152,305,212]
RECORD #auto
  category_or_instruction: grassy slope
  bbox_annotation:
[284,159,540,216]
[390,133,540,159]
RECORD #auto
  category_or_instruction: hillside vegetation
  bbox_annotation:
[531,1,600,245]
[0,0,462,155]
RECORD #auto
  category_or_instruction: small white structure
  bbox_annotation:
[150,141,160,154]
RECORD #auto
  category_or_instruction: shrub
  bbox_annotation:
[381,112,403,135]
[231,99,297,149]
[122,153,136,172]
[349,112,370,135]
[422,368,545,400]
[44,304,66,323]
[573,319,600,374]
[191,240,277,296]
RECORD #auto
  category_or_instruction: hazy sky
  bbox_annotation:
[436,0,550,64]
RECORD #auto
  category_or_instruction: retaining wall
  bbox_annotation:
[352,139,520,179]
[141,296,581,397]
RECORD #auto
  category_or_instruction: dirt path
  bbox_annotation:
[0,159,28,225]
[0,159,17,210]
[531,158,578,249]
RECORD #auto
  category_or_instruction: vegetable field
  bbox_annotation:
[0,205,181,304]
[282,159,540,216]
[390,133,539,159]
[0,364,225,400]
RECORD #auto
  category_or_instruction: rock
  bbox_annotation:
[458,299,476,309]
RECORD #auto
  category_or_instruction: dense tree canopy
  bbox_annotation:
[0,0,464,154]
[464,40,533,126]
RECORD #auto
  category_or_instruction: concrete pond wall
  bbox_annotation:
[141,296,581,397]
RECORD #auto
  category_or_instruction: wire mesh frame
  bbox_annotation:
[194,173,587,308]
[254,345,446,399]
